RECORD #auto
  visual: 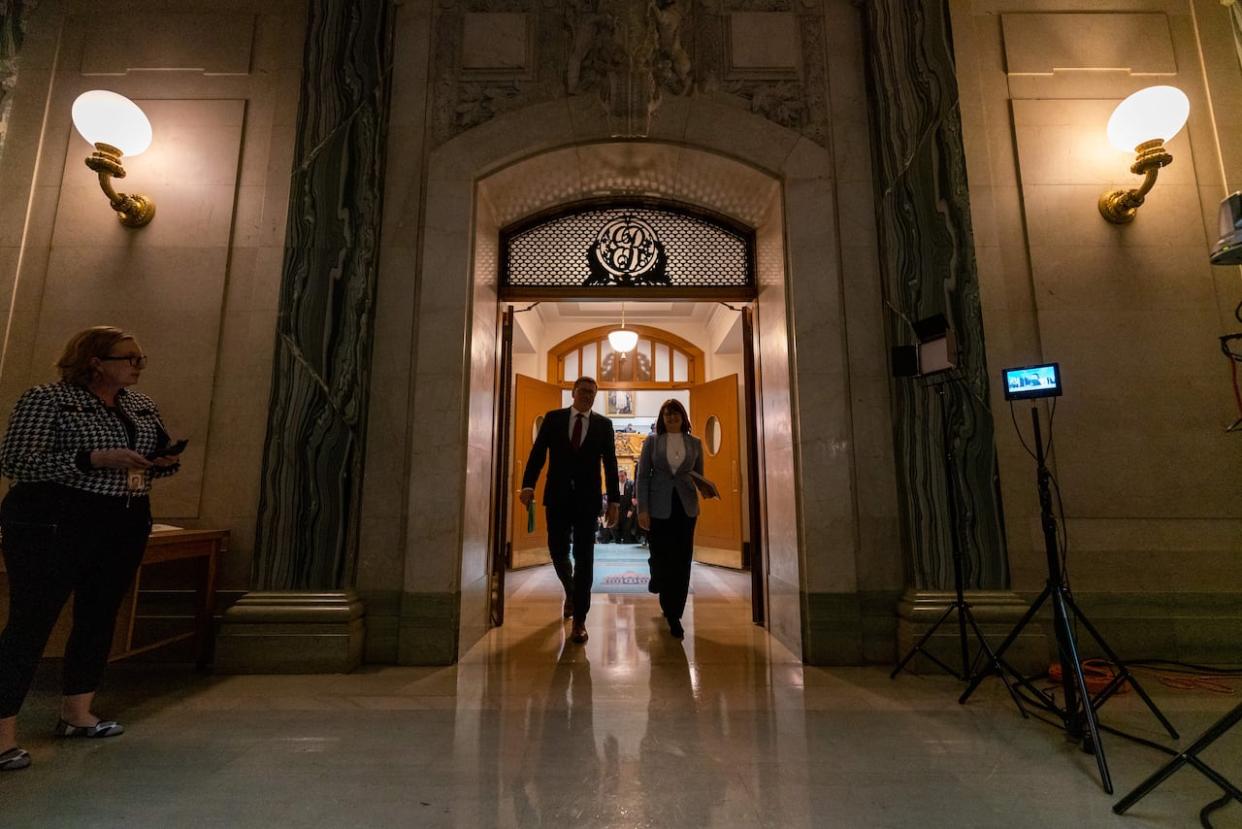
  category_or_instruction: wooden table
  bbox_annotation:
[0,527,228,669]
[117,528,228,668]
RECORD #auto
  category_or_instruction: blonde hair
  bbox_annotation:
[56,326,137,386]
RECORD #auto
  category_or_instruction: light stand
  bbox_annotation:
[1113,703,1242,818]
[958,404,1179,794]
[890,379,1020,705]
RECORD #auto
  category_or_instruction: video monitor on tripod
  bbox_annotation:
[1002,362,1062,401]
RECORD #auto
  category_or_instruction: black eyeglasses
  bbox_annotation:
[100,355,147,369]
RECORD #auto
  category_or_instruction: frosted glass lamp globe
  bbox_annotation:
[71,90,152,156]
[1106,86,1189,153]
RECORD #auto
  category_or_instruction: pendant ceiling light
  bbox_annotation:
[608,302,639,353]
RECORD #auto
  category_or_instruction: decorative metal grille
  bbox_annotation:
[502,202,753,290]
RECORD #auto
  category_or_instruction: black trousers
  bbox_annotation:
[648,496,696,622]
[546,504,598,625]
[0,483,151,718]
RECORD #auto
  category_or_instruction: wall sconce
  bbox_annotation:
[70,90,155,228]
[607,302,638,353]
[1098,85,1189,224]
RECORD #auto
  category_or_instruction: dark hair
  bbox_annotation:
[572,375,598,391]
[656,399,691,434]
[56,326,138,386]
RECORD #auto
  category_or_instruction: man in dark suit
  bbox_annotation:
[519,376,620,643]
[617,469,637,543]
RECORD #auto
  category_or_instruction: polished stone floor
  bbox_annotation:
[2,557,1239,828]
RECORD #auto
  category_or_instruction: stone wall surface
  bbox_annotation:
[0,0,307,592]
[948,0,1242,660]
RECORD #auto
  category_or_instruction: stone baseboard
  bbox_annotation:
[1045,591,1242,667]
[802,591,902,665]
[214,590,366,673]
[895,589,1046,675]
[397,591,460,665]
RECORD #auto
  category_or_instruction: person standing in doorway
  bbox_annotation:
[617,468,637,544]
[519,376,620,644]
[636,399,703,639]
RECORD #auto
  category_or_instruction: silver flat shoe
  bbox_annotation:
[0,747,31,770]
[55,718,124,738]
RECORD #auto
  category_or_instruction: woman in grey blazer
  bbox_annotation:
[636,399,703,639]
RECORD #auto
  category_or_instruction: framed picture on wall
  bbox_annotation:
[605,390,634,415]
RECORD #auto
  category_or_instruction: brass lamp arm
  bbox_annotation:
[1099,138,1172,224]
[83,142,155,228]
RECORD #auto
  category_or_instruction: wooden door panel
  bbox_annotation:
[511,375,564,568]
[689,375,744,568]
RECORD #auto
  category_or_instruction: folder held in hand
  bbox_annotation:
[689,471,721,500]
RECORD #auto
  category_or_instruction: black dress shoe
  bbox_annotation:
[668,618,684,639]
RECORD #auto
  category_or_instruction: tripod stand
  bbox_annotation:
[891,382,1017,704]
[958,405,1179,794]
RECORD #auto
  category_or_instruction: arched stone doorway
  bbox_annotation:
[361,97,900,666]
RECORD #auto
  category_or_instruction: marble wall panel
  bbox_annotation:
[458,197,501,655]
[403,165,474,597]
[862,0,1009,592]
[754,194,802,656]
[78,13,255,74]
[1000,13,1175,76]
[0,0,34,164]
[727,13,799,74]
[358,3,434,656]
[253,0,394,590]
[460,13,529,73]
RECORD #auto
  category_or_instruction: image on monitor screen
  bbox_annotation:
[1002,363,1061,400]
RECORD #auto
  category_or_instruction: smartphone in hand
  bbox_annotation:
[147,438,188,461]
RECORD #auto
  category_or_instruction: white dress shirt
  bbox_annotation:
[664,432,686,470]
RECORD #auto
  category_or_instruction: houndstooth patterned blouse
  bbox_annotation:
[0,381,180,497]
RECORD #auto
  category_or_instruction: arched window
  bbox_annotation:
[548,324,705,389]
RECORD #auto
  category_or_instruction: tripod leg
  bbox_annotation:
[1054,589,1113,794]
[963,610,1028,718]
[1062,595,1180,739]
[959,586,1050,705]
[957,598,970,681]
[1114,703,1242,815]
[892,602,961,680]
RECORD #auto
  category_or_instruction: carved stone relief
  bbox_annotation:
[430,0,829,145]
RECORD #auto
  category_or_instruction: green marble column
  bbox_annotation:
[861,0,1009,593]
[0,0,35,164]
[252,0,395,591]
[221,0,395,673]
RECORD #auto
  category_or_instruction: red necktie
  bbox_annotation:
[571,413,584,450]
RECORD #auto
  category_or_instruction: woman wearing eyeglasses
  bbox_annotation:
[0,326,182,771]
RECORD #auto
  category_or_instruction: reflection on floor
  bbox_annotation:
[2,561,1239,828]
